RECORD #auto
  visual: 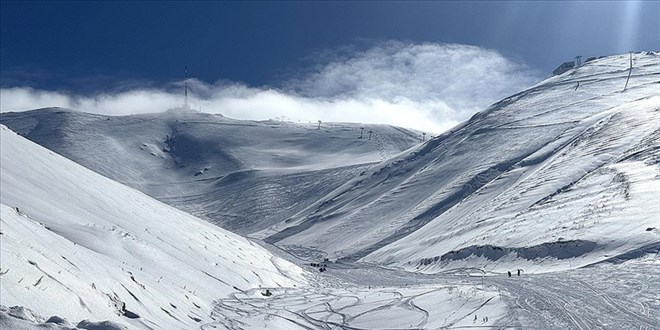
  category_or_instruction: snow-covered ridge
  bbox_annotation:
[0,109,422,235]
[261,52,660,272]
[0,125,306,329]
[1,52,657,278]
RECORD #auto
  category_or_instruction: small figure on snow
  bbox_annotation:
[507,271,512,277]
[517,269,521,276]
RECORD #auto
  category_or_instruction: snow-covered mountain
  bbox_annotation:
[0,110,422,235]
[259,52,660,272]
[0,125,306,329]
[2,53,658,279]
[1,52,659,330]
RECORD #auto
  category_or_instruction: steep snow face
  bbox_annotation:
[0,110,421,234]
[263,52,660,272]
[0,125,306,329]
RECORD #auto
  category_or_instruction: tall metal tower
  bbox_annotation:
[623,52,633,91]
[629,51,633,68]
[184,66,189,108]
[575,55,582,68]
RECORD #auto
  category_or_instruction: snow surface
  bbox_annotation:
[0,123,509,329]
[208,284,505,329]
[0,110,422,235]
[259,52,660,273]
[0,125,306,329]
[201,245,659,329]
[1,305,128,330]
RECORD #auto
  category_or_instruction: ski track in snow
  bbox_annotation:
[492,261,660,330]
[202,259,660,329]
[205,244,659,330]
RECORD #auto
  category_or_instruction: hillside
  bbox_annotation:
[0,125,306,329]
[1,52,659,330]
[259,52,660,272]
[2,53,658,277]
[0,109,422,235]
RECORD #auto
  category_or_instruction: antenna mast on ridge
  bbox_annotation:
[184,66,189,108]
[623,52,633,91]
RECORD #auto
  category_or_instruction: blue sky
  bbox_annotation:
[1,1,658,132]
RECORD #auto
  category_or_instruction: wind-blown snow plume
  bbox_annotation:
[0,42,540,133]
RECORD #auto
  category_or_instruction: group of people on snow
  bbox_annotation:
[507,269,522,277]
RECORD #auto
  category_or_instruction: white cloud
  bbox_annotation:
[0,42,540,134]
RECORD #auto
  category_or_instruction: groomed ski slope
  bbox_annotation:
[0,110,422,235]
[0,125,306,329]
[262,52,660,273]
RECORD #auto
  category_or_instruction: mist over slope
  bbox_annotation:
[2,53,658,278]
[260,52,660,272]
[0,125,306,329]
[0,109,421,234]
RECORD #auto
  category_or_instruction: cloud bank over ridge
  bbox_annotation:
[1,42,540,133]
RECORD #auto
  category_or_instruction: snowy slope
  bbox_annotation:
[261,52,660,272]
[0,125,306,329]
[0,109,421,234]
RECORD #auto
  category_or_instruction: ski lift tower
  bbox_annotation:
[623,52,633,91]
[575,55,582,68]
[183,66,190,109]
